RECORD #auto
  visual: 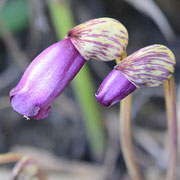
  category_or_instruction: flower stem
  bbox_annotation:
[120,95,142,180]
[116,53,142,180]
[163,76,178,180]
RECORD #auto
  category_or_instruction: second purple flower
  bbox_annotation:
[96,45,176,106]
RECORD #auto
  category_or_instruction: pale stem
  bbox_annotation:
[163,76,178,180]
[120,95,143,180]
[116,53,143,180]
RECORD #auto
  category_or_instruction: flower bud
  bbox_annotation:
[96,45,175,106]
[66,18,128,61]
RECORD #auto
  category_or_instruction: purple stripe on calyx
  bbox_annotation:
[115,44,175,87]
[66,17,128,61]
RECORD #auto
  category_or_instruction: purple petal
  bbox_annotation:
[96,69,136,106]
[34,106,51,120]
[11,93,40,116]
[10,38,86,119]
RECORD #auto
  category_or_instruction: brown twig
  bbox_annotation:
[0,153,23,164]
[11,156,46,180]
[0,153,46,180]
[164,76,178,180]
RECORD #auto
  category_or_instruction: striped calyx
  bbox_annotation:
[66,18,128,61]
[115,45,176,88]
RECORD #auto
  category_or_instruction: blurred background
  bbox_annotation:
[0,0,180,179]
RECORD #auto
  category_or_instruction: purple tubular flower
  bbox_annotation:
[96,44,175,106]
[10,38,85,120]
[9,18,129,119]
[95,69,136,106]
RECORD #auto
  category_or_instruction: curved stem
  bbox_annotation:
[116,53,143,180]
[164,76,178,180]
[120,95,143,180]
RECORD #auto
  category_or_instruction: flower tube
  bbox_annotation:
[10,39,85,120]
[96,44,176,106]
[10,18,128,119]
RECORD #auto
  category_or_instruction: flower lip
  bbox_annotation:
[10,92,41,117]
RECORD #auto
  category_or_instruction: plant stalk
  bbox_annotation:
[120,95,143,180]
[116,53,142,180]
[164,76,178,180]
